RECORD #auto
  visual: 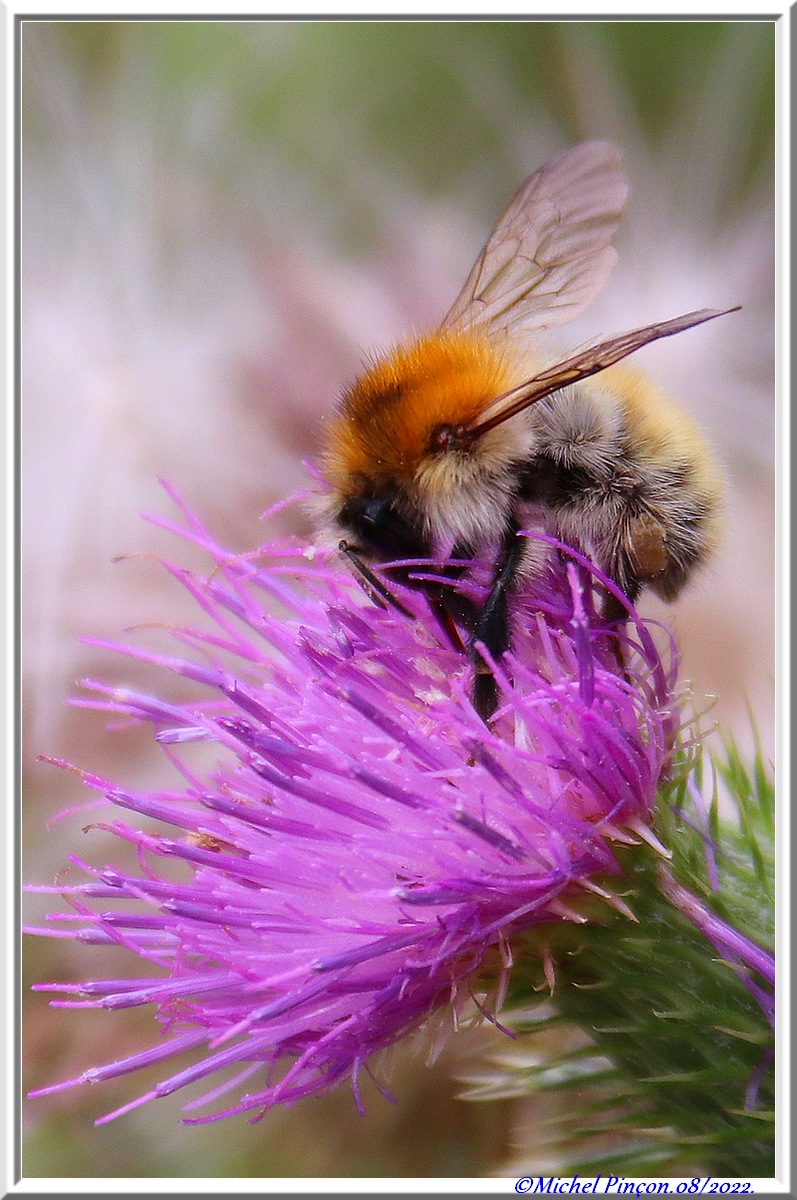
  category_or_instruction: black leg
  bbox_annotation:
[419,540,481,654]
[471,520,526,722]
[601,588,633,625]
[598,534,647,622]
[601,549,641,678]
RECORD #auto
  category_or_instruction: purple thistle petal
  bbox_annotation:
[27,494,680,1124]
[745,1047,774,1111]
[686,774,722,892]
[656,865,775,1027]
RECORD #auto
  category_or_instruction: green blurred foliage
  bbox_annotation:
[40,20,775,215]
[497,736,775,1177]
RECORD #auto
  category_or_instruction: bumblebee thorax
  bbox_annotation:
[325,330,523,483]
[321,330,534,549]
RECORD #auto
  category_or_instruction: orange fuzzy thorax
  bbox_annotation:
[323,330,518,496]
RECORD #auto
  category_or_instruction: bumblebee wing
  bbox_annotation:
[467,307,740,438]
[441,141,627,341]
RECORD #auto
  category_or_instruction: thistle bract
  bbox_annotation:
[27,488,679,1125]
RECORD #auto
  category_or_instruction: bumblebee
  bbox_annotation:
[320,142,731,718]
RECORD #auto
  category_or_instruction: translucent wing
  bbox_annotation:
[441,141,628,342]
[465,308,740,440]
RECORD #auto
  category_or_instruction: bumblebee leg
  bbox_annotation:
[471,520,525,722]
[601,584,634,625]
[404,545,479,655]
[602,512,667,623]
[601,515,666,676]
[424,586,471,655]
[427,544,479,642]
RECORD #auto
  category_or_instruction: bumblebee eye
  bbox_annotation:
[337,497,426,560]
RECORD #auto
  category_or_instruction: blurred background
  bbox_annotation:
[21,19,776,1179]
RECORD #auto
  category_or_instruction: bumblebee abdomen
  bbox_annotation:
[520,366,723,602]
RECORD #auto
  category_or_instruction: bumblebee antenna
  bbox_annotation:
[339,541,415,618]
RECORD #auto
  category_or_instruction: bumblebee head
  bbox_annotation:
[335,494,427,561]
[322,330,530,556]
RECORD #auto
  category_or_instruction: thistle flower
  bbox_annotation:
[26,486,680,1126]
